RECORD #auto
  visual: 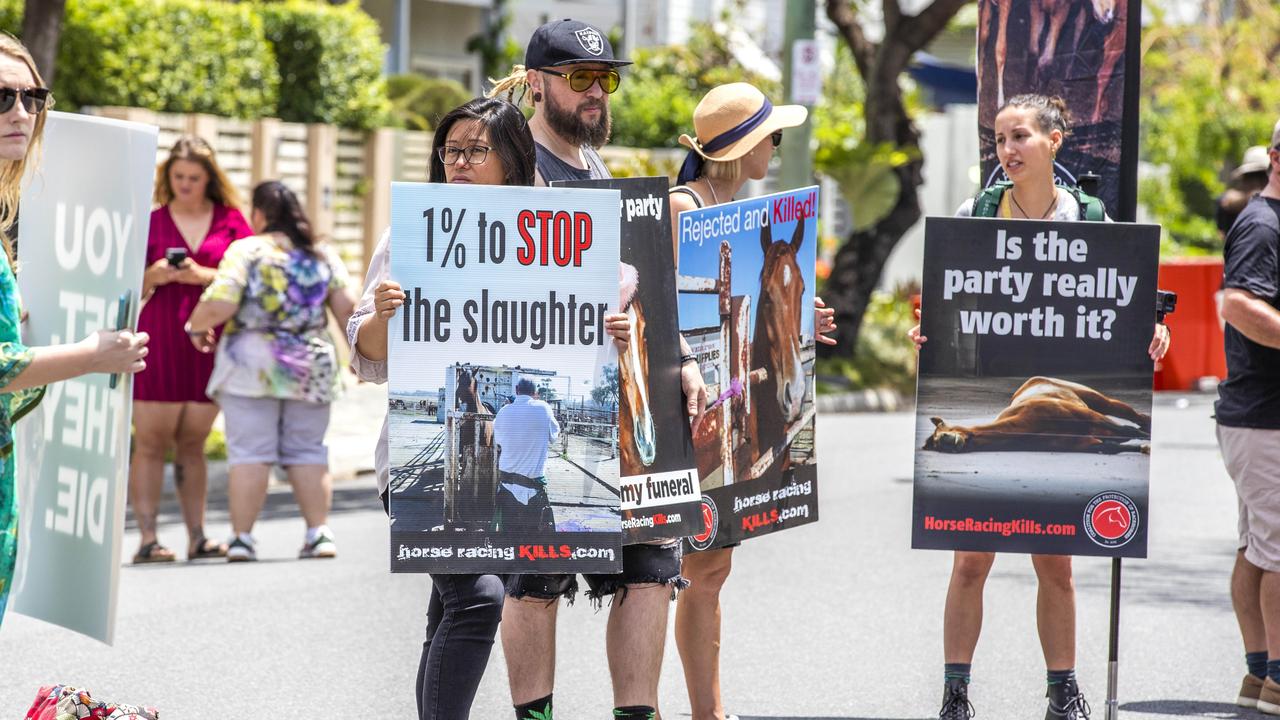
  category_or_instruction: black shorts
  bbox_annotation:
[504,541,687,607]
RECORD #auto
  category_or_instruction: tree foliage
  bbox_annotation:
[609,23,780,149]
[387,74,470,132]
[591,365,620,408]
[1140,0,1280,254]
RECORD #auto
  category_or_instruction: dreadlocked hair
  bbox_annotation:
[486,65,534,107]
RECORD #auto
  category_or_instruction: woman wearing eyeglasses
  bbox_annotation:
[668,82,836,720]
[0,36,150,630]
[349,96,626,720]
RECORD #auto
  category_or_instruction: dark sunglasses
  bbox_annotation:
[771,130,783,148]
[437,144,491,166]
[0,87,49,114]
[539,68,621,94]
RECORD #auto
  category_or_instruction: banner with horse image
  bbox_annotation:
[913,216,1159,557]
[388,182,623,573]
[676,186,820,551]
[11,112,157,643]
[977,0,1141,220]
[552,177,702,543]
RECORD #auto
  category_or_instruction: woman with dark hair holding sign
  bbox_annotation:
[910,93,1170,720]
[668,81,836,720]
[348,96,630,719]
[0,34,149,630]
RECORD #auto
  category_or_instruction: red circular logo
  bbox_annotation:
[688,496,720,551]
[694,503,715,543]
[1090,500,1132,540]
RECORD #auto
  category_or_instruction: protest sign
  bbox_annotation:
[913,216,1159,558]
[12,112,157,643]
[677,186,820,551]
[552,177,701,543]
[388,183,623,573]
[976,0,1142,220]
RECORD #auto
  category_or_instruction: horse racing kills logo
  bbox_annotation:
[575,28,605,56]
[688,495,720,551]
[1083,491,1139,548]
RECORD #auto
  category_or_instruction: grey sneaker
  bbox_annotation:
[940,678,975,719]
[226,535,257,563]
[299,527,337,559]
[1045,679,1091,720]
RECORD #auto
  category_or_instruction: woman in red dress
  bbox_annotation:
[129,136,252,563]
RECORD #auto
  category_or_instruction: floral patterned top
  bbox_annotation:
[201,233,350,404]
[0,255,44,629]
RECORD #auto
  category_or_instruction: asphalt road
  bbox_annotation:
[0,394,1252,719]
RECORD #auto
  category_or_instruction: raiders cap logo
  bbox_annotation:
[575,27,604,56]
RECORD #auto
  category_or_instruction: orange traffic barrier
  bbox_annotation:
[1154,258,1227,391]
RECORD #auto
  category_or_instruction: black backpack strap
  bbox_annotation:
[670,185,705,208]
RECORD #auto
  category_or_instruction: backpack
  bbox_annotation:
[972,181,1106,222]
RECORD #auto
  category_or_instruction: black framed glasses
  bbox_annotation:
[437,145,491,166]
[0,87,49,115]
[771,130,783,148]
[540,68,621,94]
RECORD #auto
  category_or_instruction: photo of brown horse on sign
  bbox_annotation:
[677,186,820,550]
[924,376,1150,454]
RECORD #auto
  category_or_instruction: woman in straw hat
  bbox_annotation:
[668,82,835,720]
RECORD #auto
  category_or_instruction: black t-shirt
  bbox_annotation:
[1217,195,1280,428]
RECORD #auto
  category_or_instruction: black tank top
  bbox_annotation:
[534,141,610,183]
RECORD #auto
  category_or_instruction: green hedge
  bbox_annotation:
[258,0,390,130]
[0,0,279,117]
[0,0,389,129]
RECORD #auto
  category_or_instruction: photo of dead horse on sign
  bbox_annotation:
[677,186,820,552]
[913,216,1159,558]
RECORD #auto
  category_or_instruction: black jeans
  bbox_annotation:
[416,573,505,720]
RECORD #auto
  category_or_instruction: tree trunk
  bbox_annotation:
[21,0,66,86]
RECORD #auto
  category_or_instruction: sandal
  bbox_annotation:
[132,541,176,565]
[188,537,227,560]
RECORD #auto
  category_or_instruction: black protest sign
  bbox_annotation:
[554,177,703,543]
[913,216,1159,558]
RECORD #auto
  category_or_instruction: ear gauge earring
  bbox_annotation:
[533,91,543,103]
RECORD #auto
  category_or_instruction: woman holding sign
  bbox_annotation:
[668,82,836,720]
[348,96,631,720]
[0,36,150,629]
[910,94,1170,720]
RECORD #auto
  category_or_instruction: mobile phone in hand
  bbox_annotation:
[165,247,188,267]
[109,290,132,390]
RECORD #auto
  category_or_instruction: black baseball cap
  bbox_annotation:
[525,19,632,69]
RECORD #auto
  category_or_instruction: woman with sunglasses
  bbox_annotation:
[0,35,150,630]
[349,96,628,720]
[668,82,835,720]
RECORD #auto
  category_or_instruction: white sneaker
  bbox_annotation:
[226,534,257,562]
[299,527,337,559]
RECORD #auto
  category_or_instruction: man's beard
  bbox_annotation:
[542,91,611,148]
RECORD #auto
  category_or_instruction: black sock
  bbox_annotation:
[1047,668,1076,688]
[1248,651,1268,679]
[1268,659,1280,685]
[944,662,971,684]
[515,694,553,720]
[613,706,656,720]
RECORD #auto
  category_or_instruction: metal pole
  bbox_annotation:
[1105,557,1121,720]
[779,0,815,191]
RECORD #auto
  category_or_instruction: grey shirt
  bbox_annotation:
[534,141,610,183]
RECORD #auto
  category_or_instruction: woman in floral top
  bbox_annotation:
[186,181,355,562]
[0,36,149,629]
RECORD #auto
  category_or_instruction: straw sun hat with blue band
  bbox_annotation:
[677,83,807,185]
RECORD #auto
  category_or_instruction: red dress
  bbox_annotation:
[133,204,253,403]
